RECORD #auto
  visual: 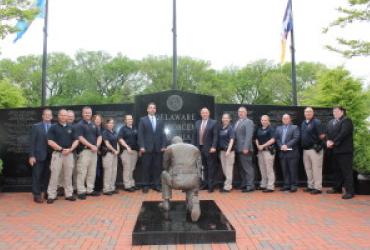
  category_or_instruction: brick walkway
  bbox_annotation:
[0,189,369,250]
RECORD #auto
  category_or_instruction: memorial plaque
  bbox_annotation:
[135,90,214,143]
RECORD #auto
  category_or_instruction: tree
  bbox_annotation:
[0,79,26,108]
[324,0,370,57]
[0,55,42,106]
[0,0,37,40]
[303,67,370,173]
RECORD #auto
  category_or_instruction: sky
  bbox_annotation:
[1,0,369,86]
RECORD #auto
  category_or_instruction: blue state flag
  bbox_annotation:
[13,0,46,43]
[280,0,293,64]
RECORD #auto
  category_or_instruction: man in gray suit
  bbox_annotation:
[275,114,300,192]
[234,107,255,192]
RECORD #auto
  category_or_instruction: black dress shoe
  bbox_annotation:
[242,187,255,193]
[124,188,135,192]
[256,187,266,191]
[342,193,354,199]
[103,191,113,196]
[152,187,161,192]
[133,186,140,190]
[289,187,298,193]
[220,188,230,193]
[112,190,119,194]
[87,191,101,196]
[280,187,290,191]
[310,189,322,195]
[33,196,43,203]
[78,194,86,200]
[65,196,76,201]
[303,188,313,192]
[199,184,208,190]
[327,189,342,194]
[142,187,149,193]
[47,198,55,204]
[263,189,274,193]
[208,188,214,193]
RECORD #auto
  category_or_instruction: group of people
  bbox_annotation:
[29,102,355,204]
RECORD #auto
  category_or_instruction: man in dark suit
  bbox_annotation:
[29,108,53,203]
[138,102,167,193]
[275,114,300,192]
[326,106,354,199]
[192,107,218,192]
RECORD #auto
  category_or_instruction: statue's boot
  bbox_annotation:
[162,199,170,211]
[190,197,201,222]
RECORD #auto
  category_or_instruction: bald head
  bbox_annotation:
[282,114,291,125]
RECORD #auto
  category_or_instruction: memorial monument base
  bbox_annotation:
[132,200,236,245]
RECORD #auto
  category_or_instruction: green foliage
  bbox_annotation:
[0,0,38,40]
[303,67,370,173]
[0,51,339,107]
[0,78,26,108]
[324,0,370,57]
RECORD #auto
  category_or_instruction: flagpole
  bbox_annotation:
[290,0,297,106]
[172,0,178,90]
[41,0,49,106]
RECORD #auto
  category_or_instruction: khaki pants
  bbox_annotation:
[219,151,235,191]
[47,152,74,199]
[120,150,138,189]
[303,149,323,190]
[102,152,118,193]
[257,150,275,190]
[76,149,97,194]
[57,153,77,190]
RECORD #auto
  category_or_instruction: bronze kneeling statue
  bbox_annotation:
[161,136,202,222]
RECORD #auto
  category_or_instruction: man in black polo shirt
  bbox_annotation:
[75,106,102,199]
[46,109,79,203]
[301,107,325,194]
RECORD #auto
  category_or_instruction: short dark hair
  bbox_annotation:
[147,102,156,108]
[105,118,114,124]
[333,105,345,111]
[200,107,210,112]
[124,114,133,121]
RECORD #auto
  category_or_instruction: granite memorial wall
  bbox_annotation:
[0,90,334,191]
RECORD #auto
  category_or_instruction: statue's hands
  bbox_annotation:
[29,157,36,167]
[209,147,216,153]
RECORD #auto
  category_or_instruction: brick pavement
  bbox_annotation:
[0,189,369,250]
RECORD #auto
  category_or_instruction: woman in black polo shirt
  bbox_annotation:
[218,113,235,192]
[102,118,119,195]
[118,114,139,192]
[255,115,276,192]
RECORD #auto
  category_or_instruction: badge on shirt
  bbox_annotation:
[68,129,72,134]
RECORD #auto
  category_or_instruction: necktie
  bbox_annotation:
[235,119,242,130]
[150,116,156,131]
[199,120,206,145]
[44,123,50,133]
[282,126,288,144]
